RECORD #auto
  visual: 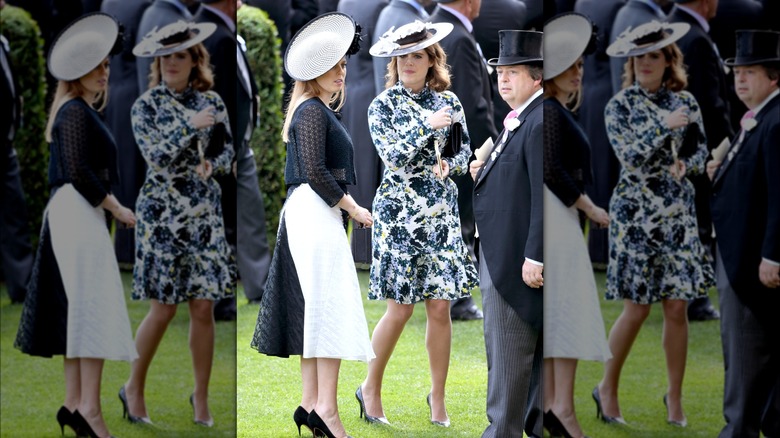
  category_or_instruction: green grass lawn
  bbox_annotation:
[3,268,729,437]
[0,272,237,437]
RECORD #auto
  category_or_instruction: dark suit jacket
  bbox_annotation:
[372,0,425,95]
[474,95,544,331]
[136,0,194,93]
[711,92,780,299]
[610,0,666,94]
[667,8,734,150]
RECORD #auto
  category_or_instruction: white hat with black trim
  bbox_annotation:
[370,20,453,58]
[284,12,361,81]
[133,20,216,58]
[607,20,690,58]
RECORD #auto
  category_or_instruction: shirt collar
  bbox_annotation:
[676,5,710,33]
[513,88,543,117]
[202,5,235,32]
[750,88,780,117]
[438,5,472,33]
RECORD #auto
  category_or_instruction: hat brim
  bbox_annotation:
[607,22,689,58]
[724,56,780,66]
[487,55,543,66]
[284,12,357,81]
[133,22,216,58]
[543,13,593,80]
[369,22,453,58]
[48,13,119,81]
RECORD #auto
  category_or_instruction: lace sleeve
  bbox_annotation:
[54,101,108,206]
[295,103,345,207]
[544,101,582,207]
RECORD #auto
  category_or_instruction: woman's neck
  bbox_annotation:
[639,79,662,94]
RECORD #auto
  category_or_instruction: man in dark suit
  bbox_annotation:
[708,29,780,438]
[372,0,431,96]
[0,33,33,304]
[136,0,198,93]
[101,0,152,267]
[470,30,544,438]
[575,0,625,268]
[609,0,670,95]
[668,0,733,321]
[432,0,498,321]
[195,0,270,314]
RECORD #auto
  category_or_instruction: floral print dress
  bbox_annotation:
[131,84,236,304]
[604,84,714,304]
[368,83,478,303]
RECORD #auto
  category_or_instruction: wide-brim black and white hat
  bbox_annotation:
[48,12,120,81]
[133,21,216,58]
[370,20,453,58]
[607,20,689,58]
[285,12,360,81]
[543,13,594,80]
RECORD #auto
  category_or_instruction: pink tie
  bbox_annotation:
[503,110,518,129]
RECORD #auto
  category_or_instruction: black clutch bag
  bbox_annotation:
[441,122,462,158]
[205,122,226,158]
[678,122,702,159]
[350,226,372,265]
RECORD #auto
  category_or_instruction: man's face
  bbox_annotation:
[734,64,778,109]
[496,65,541,109]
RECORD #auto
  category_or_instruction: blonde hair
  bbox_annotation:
[384,43,451,92]
[147,43,214,91]
[281,79,346,143]
[621,41,688,92]
[44,80,108,142]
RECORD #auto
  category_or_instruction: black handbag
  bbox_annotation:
[441,122,462,158]
[205,122,226,158]
[350,226,372,265]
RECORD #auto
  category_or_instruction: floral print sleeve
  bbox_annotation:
[368,90,436,171]
[441,91,471,176]
[202,90,234,175]
[677,91,708,175]
[132,90,198,172]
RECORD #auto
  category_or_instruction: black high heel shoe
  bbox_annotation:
[71,410,116,438]
[663,394,687,427]
[355,386,390,425]
[56,406,84,436]
[426,393,450,427]
[545,410,590,438]
[189,394,214,427]
[308,410,354,438]
[118,386,152,424]
[294,406,312,437]
[591,386,627,425]
[544,410,563,437]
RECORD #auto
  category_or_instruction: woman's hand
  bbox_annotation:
[432,160,450,179]
[112,205,136,228]
[190,106,216,130]
[350,206,373,228]
[428,106,453,130]
[196,160,214,180]
[586,205,610,228]
[669,159,686,181]
[665,106,690,130]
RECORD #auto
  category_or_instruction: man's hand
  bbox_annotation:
[469,159,484,181]
[522,260,543,288]
[759,259,780,289]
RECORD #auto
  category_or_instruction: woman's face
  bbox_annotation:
[160,49,196,91]
[79,58,110,96]
[315,57,347,96]
[552,57,583,97]
[632,50,669,90]
[396,49,433,91]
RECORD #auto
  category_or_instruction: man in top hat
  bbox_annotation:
[431,0,497,322]
[668,0,734,322]
[470,29,544,438]
[708,29,780,438]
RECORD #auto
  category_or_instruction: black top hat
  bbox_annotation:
[724,30,780,66]
[487,30,543,67]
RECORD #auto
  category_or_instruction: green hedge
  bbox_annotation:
[1,6,49,247]
[237,6,286,246]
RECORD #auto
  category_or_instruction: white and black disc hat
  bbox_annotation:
[369,20,453,58]
[284,12,361,81]
[48,12,121,81]
[607,20,690,58]
[133,20,217,58]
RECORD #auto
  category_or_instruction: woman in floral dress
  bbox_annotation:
[594,21,714,427]
[120,21,235,427]
[357,21,478,427]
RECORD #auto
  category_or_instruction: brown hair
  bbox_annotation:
[544,79,582,111]
[147,43,214,91]
[281,79,346,143]
[621,40,687,91]
[45,80,108,142]
[383,43,451,92]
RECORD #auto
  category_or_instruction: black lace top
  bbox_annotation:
[543,98,593,207]
[48,98,118,206]
[284,98,356,207]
